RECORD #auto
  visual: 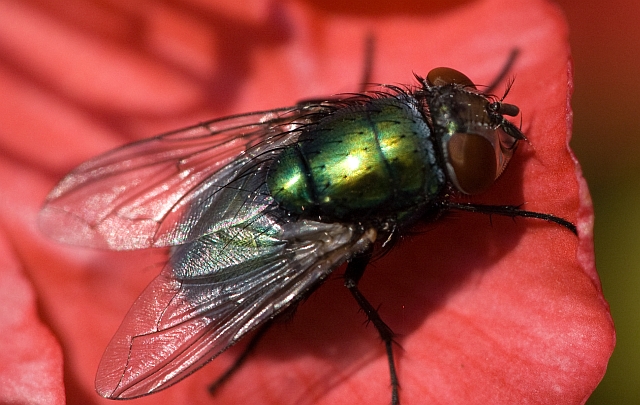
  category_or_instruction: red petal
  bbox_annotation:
[0,231,65,404]
[0,0,613,404]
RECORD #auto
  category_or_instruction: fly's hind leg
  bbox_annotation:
[344,251,400,405]
[208,320,273,395]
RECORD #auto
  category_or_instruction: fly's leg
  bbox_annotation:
[484,48,520,94]
[359,33,375,91]
[344,251,400,405]
[297,34,376,106]
[208,320,273,395]
[444,202,577,235]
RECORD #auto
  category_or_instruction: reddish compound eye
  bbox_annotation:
[447,132,497,194]
[426,67,476,88]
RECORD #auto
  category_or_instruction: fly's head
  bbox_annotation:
[418,67,525,195]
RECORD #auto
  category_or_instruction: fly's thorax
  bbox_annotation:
[425,84,520,195]
[266,97,445,221]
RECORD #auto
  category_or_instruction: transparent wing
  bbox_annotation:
[95,214,375,399]
[81,136,376,398]
[39,105,327,250]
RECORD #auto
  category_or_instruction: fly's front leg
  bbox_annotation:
[444,202,577,234]
[344,252,400,405]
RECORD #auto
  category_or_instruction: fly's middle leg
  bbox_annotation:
[344,251,400,405]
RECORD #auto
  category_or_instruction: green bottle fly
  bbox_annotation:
[266,96,444,222]
[39,56,576,405]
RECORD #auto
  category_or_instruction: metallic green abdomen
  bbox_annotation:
[267,97,444,221]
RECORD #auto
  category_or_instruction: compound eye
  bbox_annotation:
[447,132,497,194]
[426,67,476,89]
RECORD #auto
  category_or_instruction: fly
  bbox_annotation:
[39,52,576,404]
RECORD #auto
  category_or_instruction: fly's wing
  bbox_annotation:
[68,102,376,398]
[95,213,375,398]
[39,105,327,250]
